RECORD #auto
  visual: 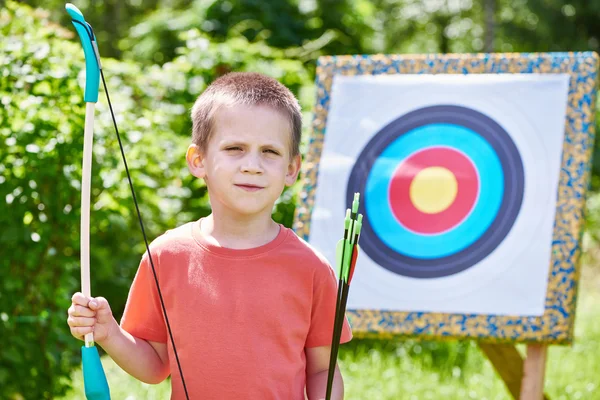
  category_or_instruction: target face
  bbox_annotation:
[347,105,525,278]
[303,71,572,318]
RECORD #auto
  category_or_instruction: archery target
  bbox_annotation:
[308,73,570,316]
[347,105,524,278]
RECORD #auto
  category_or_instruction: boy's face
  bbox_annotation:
[186,103,301,218]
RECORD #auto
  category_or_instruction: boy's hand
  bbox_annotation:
[67,292,118,344]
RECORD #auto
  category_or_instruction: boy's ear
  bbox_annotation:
[186,144,206,179]
[285,154,302,186]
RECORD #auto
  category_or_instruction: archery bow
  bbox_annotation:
[65,4,189,399]
[325,193,363,400]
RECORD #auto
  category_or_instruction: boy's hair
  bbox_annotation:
[191,72,302,158]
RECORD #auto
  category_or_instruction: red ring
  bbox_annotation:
[389,147,479,234]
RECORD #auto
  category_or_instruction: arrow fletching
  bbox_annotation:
[351,192,360,217]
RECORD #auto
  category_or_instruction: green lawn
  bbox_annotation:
[60,266,600,400]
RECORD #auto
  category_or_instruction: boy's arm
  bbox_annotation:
[98,325,170,384]
[305,345,344,400]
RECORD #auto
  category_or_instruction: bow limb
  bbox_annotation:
[66,3,111,400]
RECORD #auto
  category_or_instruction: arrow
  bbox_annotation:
[65,4,189,399]
[325,193,363,400]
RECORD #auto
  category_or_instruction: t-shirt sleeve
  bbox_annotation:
[120,251,168,343]
[305,257,353,348]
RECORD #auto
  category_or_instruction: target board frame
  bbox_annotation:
[293,52,599,345]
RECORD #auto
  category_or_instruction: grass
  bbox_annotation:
[60,266,600,400]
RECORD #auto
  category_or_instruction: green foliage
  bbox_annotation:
[19,0,372,65]
[496,0,600,53]
[16,0,167,60]
[119,0,373,65]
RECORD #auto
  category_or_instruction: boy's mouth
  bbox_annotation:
[235,184,264,192]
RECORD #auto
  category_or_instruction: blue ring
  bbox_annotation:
[366,123,504,259]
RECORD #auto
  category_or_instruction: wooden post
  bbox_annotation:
[478,343,550,400]
[478,343,525,399]
[519,344,548,400]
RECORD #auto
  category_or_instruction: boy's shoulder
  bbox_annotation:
[278,226,334,270]
[280,227,324,256]
[144,221,197,257]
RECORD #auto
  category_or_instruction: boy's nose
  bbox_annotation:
[241,153,263,174]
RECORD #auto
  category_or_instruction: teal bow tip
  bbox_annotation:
[65,3,100,103]
[82,346,111,399]
[65,3,84,21]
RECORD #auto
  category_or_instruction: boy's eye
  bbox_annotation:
[225,147,241,151]
[264,149,280,155]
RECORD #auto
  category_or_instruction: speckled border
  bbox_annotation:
[292,52,599,344]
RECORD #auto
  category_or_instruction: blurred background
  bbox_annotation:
[1,0,600,399]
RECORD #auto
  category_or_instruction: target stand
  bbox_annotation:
[293,51,599,400]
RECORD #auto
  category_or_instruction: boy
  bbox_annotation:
[67,72,353,399]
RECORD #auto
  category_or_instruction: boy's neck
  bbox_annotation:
[199,212,280,250]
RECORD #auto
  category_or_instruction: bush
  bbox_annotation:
[0,2,314,398]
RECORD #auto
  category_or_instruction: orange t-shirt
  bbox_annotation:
[120,219,353,399]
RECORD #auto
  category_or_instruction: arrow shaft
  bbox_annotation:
[329,281,349,375]
[329,242,358,377]
[326,214,358,399]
